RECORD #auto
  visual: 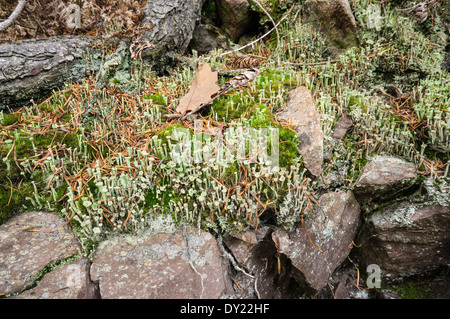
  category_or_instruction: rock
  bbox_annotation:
[302,0,357,52]
[189,22,230,54]
[329,272,364,299]
[0,211,81,295]
[214,0,254,41]
[358,202,450,281]
[272,190,361,295]
[324,113,352,161]
[13,257,99,299]
[332,114,353,140]
[221,226,306,298]
[90,226,229,299]
[353,155,417,204]
[376,289,401,299]
[276,86,324,177]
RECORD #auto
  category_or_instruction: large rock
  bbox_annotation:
[358,202,450,281]
[214,0,254,41]
[189,23,230,54]
[302,0,357,52]
[222,226,306,298]
[0,211,82,295]
[272,190,361,295]
[353,155,417,204]
[13,257,99,299]
[276,86,324,177]
[90,226,229,299]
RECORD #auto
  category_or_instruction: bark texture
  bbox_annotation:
[0,0,206,108]
[0,35,100,109]
[141,0,206,69]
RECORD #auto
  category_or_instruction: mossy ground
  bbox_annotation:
[0,0,448,252]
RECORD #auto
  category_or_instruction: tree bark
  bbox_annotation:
[0,0,206,109]
[141,0,206,71]
[0,35,101,109]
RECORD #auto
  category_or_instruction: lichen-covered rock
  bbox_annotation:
[276,86,323,177]
[214,0,254,41]
[13,257,99,299]
[358,202,450,281]
[189,22,230,54]
[90,226,229,299]
[272,190,361,295]
[353,155,417,204]
[0,211,82,295]
[302,0,357,52]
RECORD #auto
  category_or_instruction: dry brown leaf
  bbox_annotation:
[176,62,220,115]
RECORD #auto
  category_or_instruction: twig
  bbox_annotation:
[216,5,294,58]
[0,0,26,32]
[250,0,280,52]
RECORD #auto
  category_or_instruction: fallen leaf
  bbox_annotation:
[176,62,220,115]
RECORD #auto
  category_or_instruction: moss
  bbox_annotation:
[208,91,255,122]
[0,182,35,225]
[144,93,168,107]
[390,283,429,299]
[1,113,20,126]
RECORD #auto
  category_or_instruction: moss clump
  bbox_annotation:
[0,129,82,225]
[208,91,255,122]
[390,283,429,299]
[1,113,20,126]
[144,93,168,107]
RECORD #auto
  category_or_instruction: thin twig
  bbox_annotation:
[250,0,280,52]
[216,5,294,58]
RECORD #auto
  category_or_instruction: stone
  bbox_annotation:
[276,86,323,177]
[358,202,450,281]
[90,226,229,299]
[0,211,82,295]
[353,155,417,204]
[223,226,306,298]
[272,190,361,295]
[189,23,229,55]
[214,0,254,41]
[13,257,99,299]
[302,0,357,52]
[332,114,353,140]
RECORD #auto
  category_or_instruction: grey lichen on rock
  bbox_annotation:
[90,226,230,299]
[12,257,99,299]
[0,211,82,296]
[272,190,360,295]
[358,201,450,281]
[302,0,358,53]
[353,155,418,204]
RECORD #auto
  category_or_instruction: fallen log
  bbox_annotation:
[0,0,206,109]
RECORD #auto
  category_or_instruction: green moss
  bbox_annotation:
[390,283,429,299]
[144,93,168,107]
[208,91,254,122]
[202,0,216,19]
[1,113,20,126]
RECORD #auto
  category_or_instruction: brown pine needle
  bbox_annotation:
[306,232,323,253]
